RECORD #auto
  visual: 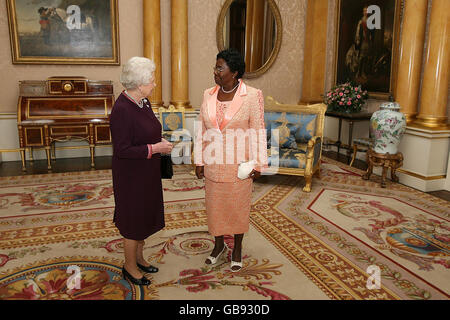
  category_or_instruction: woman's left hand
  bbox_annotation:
[249,169,261,180]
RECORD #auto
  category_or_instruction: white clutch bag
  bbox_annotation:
[238,160,257,180]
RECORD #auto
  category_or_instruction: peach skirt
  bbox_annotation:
[204,178,253,236]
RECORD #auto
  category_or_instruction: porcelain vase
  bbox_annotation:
[370,102,406,154]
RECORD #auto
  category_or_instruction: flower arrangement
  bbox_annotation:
[323,82,368,113]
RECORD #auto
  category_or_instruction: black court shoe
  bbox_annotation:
[122,267,151,286]
[137,263,159,273]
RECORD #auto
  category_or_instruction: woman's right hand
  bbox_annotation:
[195,166,204,179]
[152,138,173,154]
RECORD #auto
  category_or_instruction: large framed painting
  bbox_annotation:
[334,0,402,99]
[6,0,120,65]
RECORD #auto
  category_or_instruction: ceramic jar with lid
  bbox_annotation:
[369,102,406,154]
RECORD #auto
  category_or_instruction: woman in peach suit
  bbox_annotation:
[195,49,267,272]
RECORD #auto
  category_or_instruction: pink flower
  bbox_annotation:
[347,101,352,105]
[357,95,361,98]
[339,102,343,105]
[339,92,343,96]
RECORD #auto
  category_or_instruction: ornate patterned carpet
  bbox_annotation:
[0,159,448,300]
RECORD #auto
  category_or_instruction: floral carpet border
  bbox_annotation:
[250,176,400,300]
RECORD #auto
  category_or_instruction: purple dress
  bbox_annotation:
[109,93,165,241]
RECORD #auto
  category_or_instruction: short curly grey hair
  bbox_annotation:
[120,57,156,90]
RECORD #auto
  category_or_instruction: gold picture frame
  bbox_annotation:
[333,0,403,100]
[6,0,120,65]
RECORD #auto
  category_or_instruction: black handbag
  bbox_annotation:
[160,154,173,179]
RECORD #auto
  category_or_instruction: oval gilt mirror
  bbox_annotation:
[216,0,282,79]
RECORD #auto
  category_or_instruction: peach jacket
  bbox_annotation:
[194,81,268,182]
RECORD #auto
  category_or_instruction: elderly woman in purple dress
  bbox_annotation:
[109,57,173,286]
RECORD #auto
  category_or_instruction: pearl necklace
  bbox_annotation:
[221,82,239,94]
[124,90,146,108]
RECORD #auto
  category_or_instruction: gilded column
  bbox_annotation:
[395,0,427,124]
[143,0,164,107]
[244,0,254,70]
[246,0,265,71]
[299,0,328,104]
[170,0,191,108]
[415,0,449,128]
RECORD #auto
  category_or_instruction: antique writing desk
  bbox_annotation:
[17,77,114,171]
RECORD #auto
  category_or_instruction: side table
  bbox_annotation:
[325,110,372,163]
[362,149,403,188]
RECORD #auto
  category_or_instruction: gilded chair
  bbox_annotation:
[264,96,326,192]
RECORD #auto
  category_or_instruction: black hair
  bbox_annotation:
[217,48,246,79]
[38,7,47,14]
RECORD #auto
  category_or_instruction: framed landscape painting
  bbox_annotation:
[6,0,120,65]
[334,0,402,99]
